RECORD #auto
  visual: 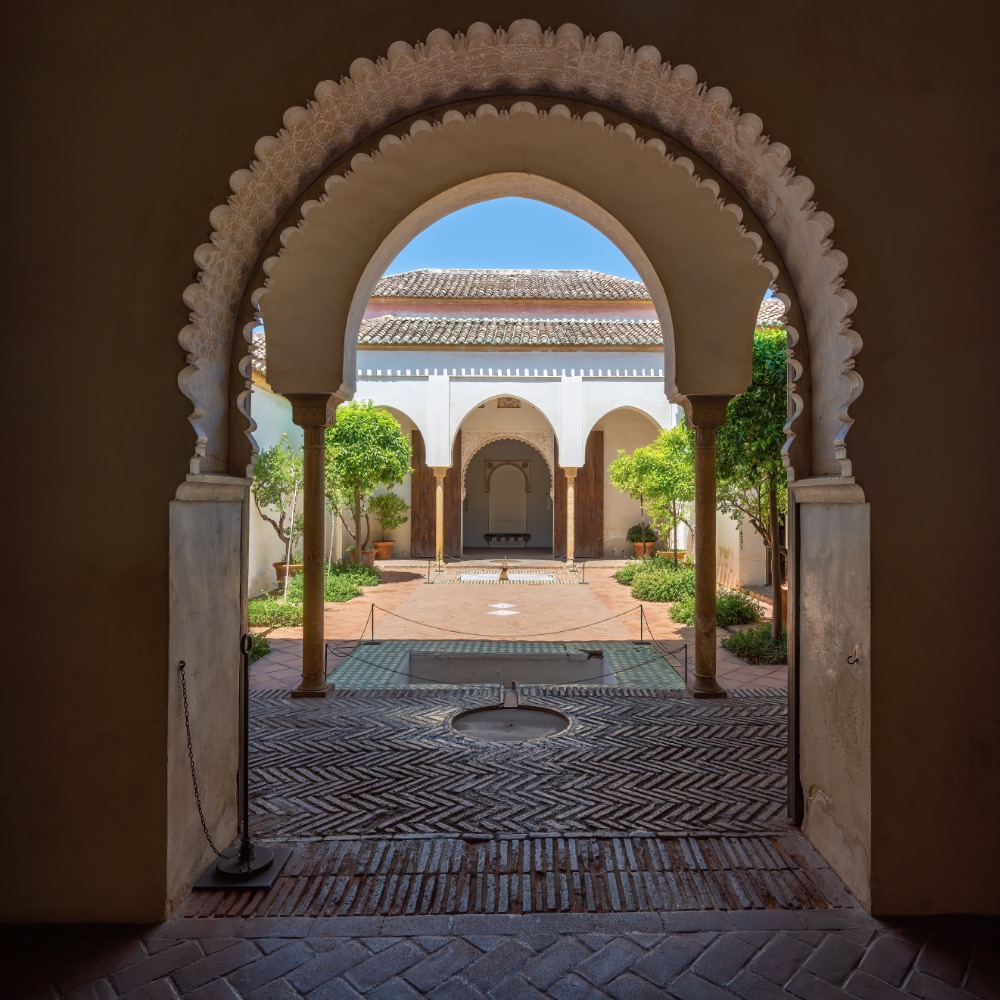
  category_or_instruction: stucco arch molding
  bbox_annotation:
[462,430,555,499]
[180,19,859,485]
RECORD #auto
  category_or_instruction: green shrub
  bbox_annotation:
[716,589,764,627]
[722,623,788,664]
[614,560,649,585]
[248,596,303,628]
[626,523,657,543]
[668,588,763,627]
[283,562,380,603]
[249,633,271,663]
[631,564,697,603]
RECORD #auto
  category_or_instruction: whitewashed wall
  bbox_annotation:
[247,385,303,598]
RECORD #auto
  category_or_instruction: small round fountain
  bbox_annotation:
[451,683,570,743]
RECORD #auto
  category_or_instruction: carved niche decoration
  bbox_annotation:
[485,460,531,493]
[497,397,521,408]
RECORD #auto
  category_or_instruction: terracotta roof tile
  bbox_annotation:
[359,316,663,348]
[372,268,650,300]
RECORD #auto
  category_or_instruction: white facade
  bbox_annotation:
[248,269,779,577]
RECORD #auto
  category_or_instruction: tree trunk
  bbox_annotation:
[352,485,362,563]
[769,477,782,640]
[672,498,679,566]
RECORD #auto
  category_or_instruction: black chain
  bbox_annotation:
[179,661,234,860]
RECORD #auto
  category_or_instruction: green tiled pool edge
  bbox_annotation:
[328,639,686,690]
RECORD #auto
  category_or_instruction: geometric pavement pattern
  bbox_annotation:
[246,688,786,840]
[9,909,999,998]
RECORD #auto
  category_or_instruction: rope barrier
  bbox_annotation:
[369,603,643,639]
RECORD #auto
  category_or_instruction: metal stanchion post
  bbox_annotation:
[633,604,651,645]
[193,633,292,889]
[362,602,381,645]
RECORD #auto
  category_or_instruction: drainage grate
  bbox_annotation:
[183,834,852,917]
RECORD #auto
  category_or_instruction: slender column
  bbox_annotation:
[684,395,732,699]
[288,393,336,698]
[564,467,579,568]
[433,467,448,569]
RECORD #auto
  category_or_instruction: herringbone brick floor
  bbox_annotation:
[8,911,998,997]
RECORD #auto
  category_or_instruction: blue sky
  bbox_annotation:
[385,198,643,279]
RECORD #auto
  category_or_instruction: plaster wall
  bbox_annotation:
[247,386,305,597]
[593,408,662,556]
[798,502,872,909]
[716,514,767,589]
[464,439,554,548]
[6,0,999,921]
[365,296,658,320]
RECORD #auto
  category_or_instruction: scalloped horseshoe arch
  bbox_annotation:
[180,19,861,488]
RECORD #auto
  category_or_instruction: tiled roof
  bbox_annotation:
[359,316,664,348]
[359,297,785,348]
[372,269,650,300]
[757,297,786,326]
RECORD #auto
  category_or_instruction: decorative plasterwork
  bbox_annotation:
[461,430,555,498]
[181,19,857,484]
[485,459,531,493]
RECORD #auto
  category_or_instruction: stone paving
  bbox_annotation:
[8,911,998,997]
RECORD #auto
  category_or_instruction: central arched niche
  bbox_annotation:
[258,103,771,403]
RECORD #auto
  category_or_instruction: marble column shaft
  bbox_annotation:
[433,467,448,569]
[564,467,579,568]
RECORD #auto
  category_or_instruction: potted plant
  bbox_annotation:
[626,523,658,558]
[369,491,410,560]
[252,434,305,591]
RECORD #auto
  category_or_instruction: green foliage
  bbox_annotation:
[326,402,412,556]
[626,523,657,543]
[630,561,697,603]
[609,424,695,549]
[668,588,763,627]
[249,633,271,663]
[722,623,788,664]
[247,596,303,628]
[613,560,652,585]
[283,562,380,603]
[716,328,788,547]
[252,434,305,551]
[369,490,410,539]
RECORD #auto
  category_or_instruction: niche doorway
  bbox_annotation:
[464,439,553,557]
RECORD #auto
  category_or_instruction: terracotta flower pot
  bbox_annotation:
[360,549,376,568]
[272,561,304,587]
[373,540,394,561]
[632,541,657,557]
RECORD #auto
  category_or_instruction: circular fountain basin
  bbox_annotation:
[451,705,570,743]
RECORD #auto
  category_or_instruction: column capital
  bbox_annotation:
[431,466,450,480]
[682,394,732,430]
[286,392,338,428]
[561,466,580,480]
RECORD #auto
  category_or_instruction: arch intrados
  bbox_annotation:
[182,20,860,488]
[584,405,664,444]
[453,390,558,444]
